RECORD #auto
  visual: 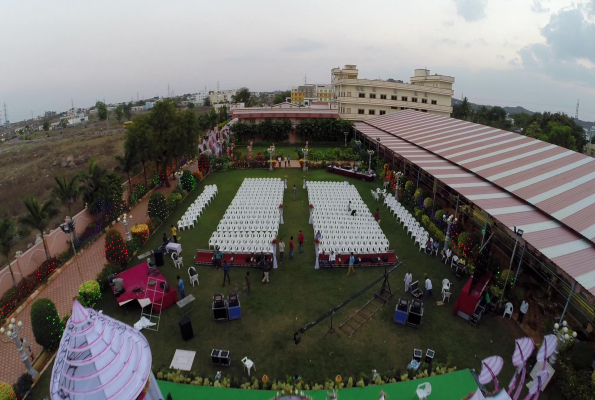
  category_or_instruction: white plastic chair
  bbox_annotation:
[442,279,451,294]
[241,357,255,376]
[188,267,199,286]
[503,302,513,319]
[416,382,432,399]
[442,291,451,303]
[171,252,181,269]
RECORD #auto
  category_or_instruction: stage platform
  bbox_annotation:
[195,250,271,268]
[112,261,178,312]
[326,166,375,182]
[318,252,398,268]
[158,368,478,399]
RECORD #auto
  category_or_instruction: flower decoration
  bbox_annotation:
[314,238,320,244]
[335,375,343,383]
[262,375,269,383]
[271,238,278,245]
[279,204,284,209]
[309,204,314,209]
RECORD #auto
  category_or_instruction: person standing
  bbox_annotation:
[347,252,356,276]
[222,261,231,286]
[404,270,413,292]
[315,230,322,241]
[245,271,251,295]
[162,233,169,247]
[171,225,178,243]
[374,208,380,223]
[328,251,336,268]
[424,276,433,299]
[176,275,185,299]
[262,258,271,283]
[279,238,285,262]
[289,236,295,260]
[293,184,297,201]
[278,156,282,168]
[518,299,529,324]
[288,155,291,165]
[214,247,223,269]
[284,156,288,167]
[298,230,305,254]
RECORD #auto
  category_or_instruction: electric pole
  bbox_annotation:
[575,99,579,120]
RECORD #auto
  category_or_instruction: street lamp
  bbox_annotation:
[367,150,374,173]
[394,171,404,200]
[344,132,349,147]
[1,318,38,378]
[60,218,85,287]
[117,213,133,241]
[302,147,309,172]
[503,226,524,290]
[443,214,458,249]
[268,144,276,171]
[550,320,577,364]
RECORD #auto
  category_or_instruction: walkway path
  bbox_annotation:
[0,162,197,384]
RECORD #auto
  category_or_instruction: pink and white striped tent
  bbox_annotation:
[50,300,163,400]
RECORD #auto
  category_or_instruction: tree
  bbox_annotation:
[547,122,577,151]
[53,174,80,218]
[148,193,168,220]
[20,197,58,260]
[115,106,124,122]
[96,101,108,121]
[187,102,195,109]
[105,229,128,266]
[232,87,252,106]
[148,100,178,187]
[79,159,124,220]
[0,216,19,287]
[125,115,153,188]
[123,102,133,120]
[180,170,196,192]
[115,152,137,198]
[273,91,291,104]
[59,118,68,128]
[524,122,542,138]
[30,298,64,351]
[218,105,228,123]
[43,120,50,131]
[79,159,106,210]
[136,100,146,106]
[203,97,211,107]
[453,97,472,120]
[0,382,16,400]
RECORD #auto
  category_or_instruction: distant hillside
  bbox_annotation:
[451,98,594,129]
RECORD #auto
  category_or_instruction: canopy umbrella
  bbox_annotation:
[479,356,504,392]
[508,337,535,399]
[524,334,557,400]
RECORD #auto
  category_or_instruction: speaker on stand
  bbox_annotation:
[179,316,193,341]
[154,249,164,267]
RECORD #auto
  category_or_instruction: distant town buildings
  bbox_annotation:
[231,102,338,126]
[290,84,333,106]
[331,65,454,120]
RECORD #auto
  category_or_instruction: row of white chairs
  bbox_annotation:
[177,185,217,231]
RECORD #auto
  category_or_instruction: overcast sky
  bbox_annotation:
[1,0,594,122]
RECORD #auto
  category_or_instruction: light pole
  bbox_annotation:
[443,214,458,250]
[302,148,309,172]
[367,150,374,173]
[394,171,404,200]
[60,218,85,287]
[549,320,577,364]
[268,144,275,171]
[1,319,38,378]
[344,132,349,147]
[117,213,133,241]
[503,226,524,290]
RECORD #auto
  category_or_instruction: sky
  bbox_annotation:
[1,0,594,123]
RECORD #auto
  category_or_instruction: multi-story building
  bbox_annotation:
[208,89,237,105]
[331,65,454,121]
[291,84,332,106]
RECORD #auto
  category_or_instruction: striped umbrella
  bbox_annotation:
[524,334,557,400]
[479,356,504,392]
[508,338,535,399]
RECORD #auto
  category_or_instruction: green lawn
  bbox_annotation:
[33,167,520,398]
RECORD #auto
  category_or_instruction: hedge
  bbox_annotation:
[77,280,102,308]
[30,298,64,351]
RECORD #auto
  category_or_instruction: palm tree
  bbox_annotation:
[115,152,137,199]
[79,159,106,209]
[0,216,19,287]
[20,197,58,261]
[53,174,80,218]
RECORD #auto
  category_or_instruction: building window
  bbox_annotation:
[391,95,397,100]
[347,92,351,97]
[412,97,418,102]
[422,99,428,104]
[346,108,351,114]
[401,96,408,101]
[380,110,386,115]
[422,109,427,112]
[431,100,437,105]
[359,93,366,98]
[369,109,376,115]
[401,107,405,110]
[369,93,376,99]
[358,109,365,114]
[380,94,387,99]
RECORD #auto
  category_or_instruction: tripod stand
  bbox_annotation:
[324,312,340,338]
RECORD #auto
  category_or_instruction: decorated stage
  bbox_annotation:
[158,369,479,399]
[318,252,398,268]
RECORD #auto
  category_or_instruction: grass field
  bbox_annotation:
[82,167,519,385]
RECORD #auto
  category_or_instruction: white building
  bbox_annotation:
[67,113,89,126]
[195,91,209,104]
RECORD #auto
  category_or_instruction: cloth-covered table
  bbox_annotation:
[166,242,182,254]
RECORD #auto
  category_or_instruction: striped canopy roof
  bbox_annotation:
[355,110,595,297]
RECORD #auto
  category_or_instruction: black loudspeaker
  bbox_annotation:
[220,350,231,367]
[211,349,221,365]
[154,249,164,267]
[179,316,193,341]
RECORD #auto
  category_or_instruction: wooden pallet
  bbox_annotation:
[339,287,394,337]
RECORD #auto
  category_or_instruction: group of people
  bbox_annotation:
[277,155,292,167]
[404,270,433,299]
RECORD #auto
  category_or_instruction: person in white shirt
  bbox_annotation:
[328,251,336,268]
[424,277,433,299]
[518,300,529,324]
[442,247,452,264]
[404,270,413,292]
